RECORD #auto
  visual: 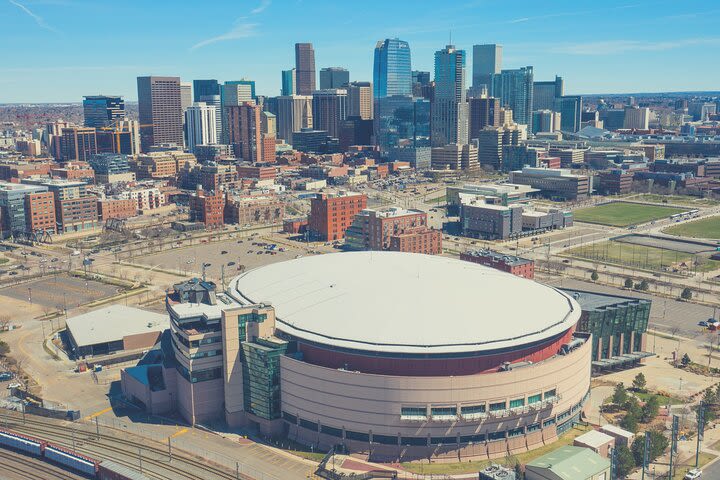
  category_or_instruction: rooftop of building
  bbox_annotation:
[599,424,635,439]
[574,429,614,449]
[561,288,650,311]
[66,305,168,348]
[363,206,425,218]
[229,252,580,355]
[527,446,610,479]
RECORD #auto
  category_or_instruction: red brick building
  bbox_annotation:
[189,187,225,229]
[460,249,535,280]
[236,164,276,180]
[345,207,442,255]
[24,192,56,234]
[98,198,137,220]
[309,191,367,241]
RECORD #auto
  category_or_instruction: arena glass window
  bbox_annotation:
[544,389,557,399]
[527,423,541,432]
[299,419,318,431]
[509,398,525,409]
[345,431,369,442]
[508,427,524,438]
[431,406,457,418]
[527,394,542,405]
[282,412,297,424]
[321,425,343,438]
[460,404,486,416]
[402,436,427,446]
[401,406,427,419]
[430,436,457,445]
[489,401,506,412]
[373,434,398,445]
[460,433,486,443]
[488,431,506,441]
[543,418,556,427]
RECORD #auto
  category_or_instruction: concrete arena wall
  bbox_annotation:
[281,339,591,461]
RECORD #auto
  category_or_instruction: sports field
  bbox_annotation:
[573,202,686,227]
[664,216,720,240]
[566,240,720,273]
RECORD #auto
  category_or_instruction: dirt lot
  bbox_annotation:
[0,274,119,310]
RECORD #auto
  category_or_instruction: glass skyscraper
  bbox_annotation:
[281,69,296,96]
[431,45,468,147]
[491,67,534,126]
[373,38,412,98]
[83,95,125,128]
[193,80,220,103]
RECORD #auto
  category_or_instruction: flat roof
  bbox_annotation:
[66,305,168,348]
[561,289,650,311]
[230,252,580,355]
[527,446,610,479]
[574,430,614,449]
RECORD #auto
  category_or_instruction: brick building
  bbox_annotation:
[460,249,534,279]
[98,198,137,220]
[224,194,285,227]
[189,187,225,229]
[345,207,442,254]
[308,191,367,241]
[596,169,634,195]
[24,191,56,234]
[236,164,276,180]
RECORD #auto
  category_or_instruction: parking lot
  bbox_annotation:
[0,274,119,310]
[134,234,318,282]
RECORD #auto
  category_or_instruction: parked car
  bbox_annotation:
[0,372,14,381]
[699,321,709,327]
[221,251,228,254]
[684,468,702,480]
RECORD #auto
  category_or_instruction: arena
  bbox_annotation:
[231,252,591,461]
[121,251,592,462]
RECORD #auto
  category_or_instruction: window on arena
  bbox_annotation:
[489,401,507,412]
[460,404,486,416]
[509,398,525,409]
[544,389,557,399]
[401,406,427,418]
[528,394,542,405]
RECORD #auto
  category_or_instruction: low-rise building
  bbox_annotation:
[224,194,285,227]
[188,187,225,229]
[509,167,590,201]
[596,169,634,195]
[308,191,367,241]
[345,207,442,254]
[573,429,615,458]
[98,197,137,220]
[460,249,534,279]
[525,446,610,480]
[460,201,523,240]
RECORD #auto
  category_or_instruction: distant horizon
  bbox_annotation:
[2,0,719,103]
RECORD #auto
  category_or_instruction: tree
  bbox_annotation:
[632,431,669,467]
[0,341,9,357]
[681,353,692,367]
[621,411,639,433]
[591,271,599,281]
[641,395,660,423]
[637,280,649,291]
[624,278,634,288]
[615,444,635,478]
[613,383,629,405]
[681,287,693,300]
[632,373,647,392]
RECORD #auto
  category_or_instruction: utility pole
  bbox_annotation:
[696,401,705,468]
[168,437,172,461]
[95,416,100,440]
[669,414,679,478]
[642,430,649,480]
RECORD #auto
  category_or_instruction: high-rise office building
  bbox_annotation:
[468,97,500,141]
[346,82,373,120]
[281,69,296,96]
[375,96,430,153]
[83,96,125,128]
[199,94,222,140]
[185,102,218,151]
[373,38,412,98]
[430,143,479,172]
[623,106,650,130]
[412,70,431,98]
[532,110,562,134]
[221,80,256,142]
[491,67,534,126]
[137,76,184,152]
[554,95,582,133]
[472,44,502,90]
[180,82,193,112]
[312,89,347,139]
[295,43,316,95]
[533,76,564,111]
[477,126,521,171]
[431,45,468,147]
[276,95,313,143]
[193,80,220,102]
[226,103,264,163]
[319,67,350,89]
[61,126,97,161]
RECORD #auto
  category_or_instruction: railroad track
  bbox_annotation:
[0,448,82,480]
[0,412,246,480]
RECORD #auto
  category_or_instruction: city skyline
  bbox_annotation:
[2,0,720,103]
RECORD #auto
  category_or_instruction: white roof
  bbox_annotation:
[575,430,615,449]
[230,252,580,355]
[66,305,168,348]
[600,424,635,439]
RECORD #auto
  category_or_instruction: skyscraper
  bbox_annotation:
[226,102,263,162]
[491,67,534,126]
[295,43,316,95]
[221,80,256,142]
[137,76,184,152]
[193,80,220,102]
[320,67,350,89]
[472,44,502,90]
[346,82,373,120]
[373,38,412,98]
[533,76,564,111]
[468,97,500,141]
[431,45,468,147]
[180,82,193,113]
[281,69,296,96]
[312,89,347,138]
[554,95,582,132]
[276,95,313,143]
[83,95,125,128]
[199,94,222,140]
[185,102,218,151]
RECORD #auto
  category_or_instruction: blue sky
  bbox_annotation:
[1,0,719,103]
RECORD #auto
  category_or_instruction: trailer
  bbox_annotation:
[45,443,99,476]
[0,428,46,456]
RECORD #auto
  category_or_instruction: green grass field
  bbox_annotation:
[573,202,687,227]
[664,216,720,240]
[566,240,720,272]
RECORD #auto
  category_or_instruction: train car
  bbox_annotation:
[44,443,99,477]
[0,428,46,456]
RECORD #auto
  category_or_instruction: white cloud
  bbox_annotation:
[190,22,258,51]
[251,0,271,14]
[8,0,59,33]
[550,38,720,55]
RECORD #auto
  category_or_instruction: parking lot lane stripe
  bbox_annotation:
[169,427,189,439]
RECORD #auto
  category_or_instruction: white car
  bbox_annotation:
[684,468,702,480]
